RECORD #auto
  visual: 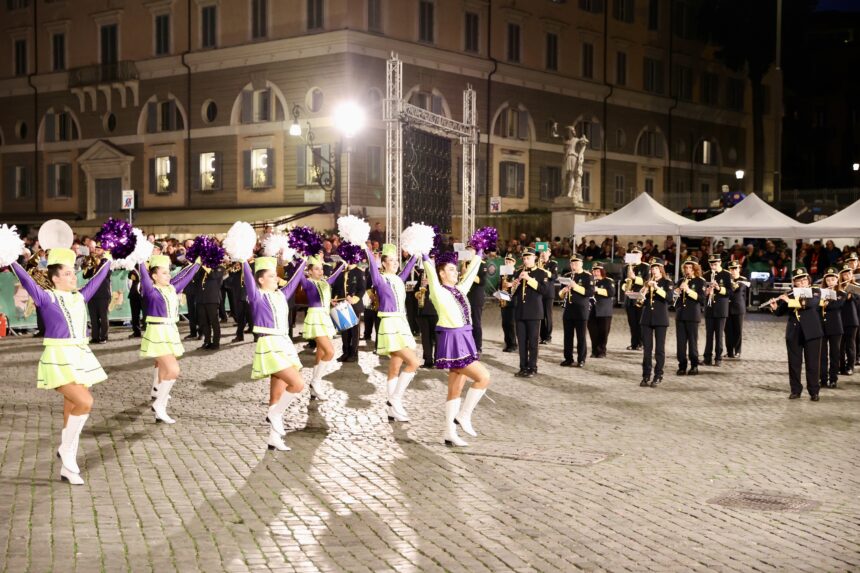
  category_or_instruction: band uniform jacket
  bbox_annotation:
[818,291,845,336]
[562,271,594,321]
[541,259,559,301]
[639,278,675,327]
[729,277,749,316]
[773,290,824,341]
[128,268,142,302]
[467,259,488,303]
[591,277,616,318]
[332,266,367,314]
[198,267,225,305]
[841,291,859,327]
[674,277,706,322]
[512,267,549,321]
[83,259,112,300]
[703,269,732,318]
[623,263,650,307]
[415,267,437,317]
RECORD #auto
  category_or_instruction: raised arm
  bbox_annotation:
[10,262,51,307]
[137,262,157,300]
[79,258,111,303]
[326,261,346,285]
[242,261,261,303]
[365,246,382,288]
[456,250,484,294]
[281,258,307,300]
[422,254,441,295]
[398,255,419,282]
[171,262,201,294]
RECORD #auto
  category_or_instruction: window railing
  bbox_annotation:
[68,61,138,87]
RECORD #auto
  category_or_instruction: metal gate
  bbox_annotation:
[403,127,452,234]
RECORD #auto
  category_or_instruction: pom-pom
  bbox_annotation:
[0,224,25,267]
[337,215,371,246]
[262,232,295,262]
[288,226,323,257]
[96,218,136,259]
[186,235,225,269]
[399,223,435,256]
[429,225,443,259]
[112,228,154,270]
[468,226,498,252]
[223,221,257,261]
[337,241,365,265]
[435,251,459,269]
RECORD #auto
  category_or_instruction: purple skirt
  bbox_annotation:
[434,325,478,370]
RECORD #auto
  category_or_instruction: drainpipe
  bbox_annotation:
[666,0,678,207]
[601,0,612,212]
[180,0,192,209]
[27,0,39,216]
[485,0,497,223]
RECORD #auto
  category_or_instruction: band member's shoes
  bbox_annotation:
[650,376,662,387]
[60,466,84,485]
[444,399,468,447]
[676,368,687,376]
[503,346,517,353]
[640,378,650,387]
[266,430,291,451]
[515,370,527,377]
[574,362,584,368]
[688,366,699,375]
[714,360,722,367]
[454,388,486,437]
[559,360,574,367]
[703,358,713,366]
[523,370,536,378]
[788,393,801,399]
[387,404,409,422]
[810,394,820,402]
[422,361,435,368]
[231,336,244,343]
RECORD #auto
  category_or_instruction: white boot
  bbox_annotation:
[58,414,88,474]
[60,465,84,485]
[392,371,416,420]
[150,367,160,400]
[152,379,176,424]
[266,429,291,451]
[266,391,298,436]
[310,362,328,400]
[455,387,486,438]
[443,399,468,447]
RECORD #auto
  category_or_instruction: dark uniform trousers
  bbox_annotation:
[501,305,517,350]
[787,331,822,396]
[342,322,360,358]
[517,320,541,372]
[87,298,110,342]
[820,334,842,385]
[418,313,437,365]
[197,303,221,345]
[129,294,143,336]
[234,299,251,339]
[363,308,377,340]
[185,291,199,337]
[841,327,857,372]
[468,292,484,352]
[704,315,726,361]
[676,321,699,369]
[625,303,642,349]
[642,325,667,378]
[587,316,611,357]
[540,296,554,342]
[563,319,588,363]
[725,315,744,357]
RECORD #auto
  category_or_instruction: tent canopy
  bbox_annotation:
[678,193,807,238]
[574,192,693,237]
[803,197,860,238]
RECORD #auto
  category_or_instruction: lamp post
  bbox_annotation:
[332,101,367,215]
[735,169,745,193]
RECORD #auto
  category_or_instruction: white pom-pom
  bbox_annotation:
[112,228,154,270]
[223,221,257,261]
[263,232,295,262]
[337,215,370,245]
[0,224,25,267]
[399,223,435,256]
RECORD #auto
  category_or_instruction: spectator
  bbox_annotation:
[369,222,384,245]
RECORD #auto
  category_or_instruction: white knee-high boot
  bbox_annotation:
[58,414,88,484]
[385,378,405,421]
[153,379,177,424]
[266,428,291,451]
[392,370,416,420]
[443,399,468,447]
[455,387,486,437]
[150,367,160,400]
[266,390,299,436]
[310,362,329,400]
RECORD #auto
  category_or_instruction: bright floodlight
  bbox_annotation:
[735,169,745,180]
[853,162,859,172]
[289,121,302,137]
[333,101,366,138]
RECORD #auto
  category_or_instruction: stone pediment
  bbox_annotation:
[78,140,134,163]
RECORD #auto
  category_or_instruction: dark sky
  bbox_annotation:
[815,0,860,12]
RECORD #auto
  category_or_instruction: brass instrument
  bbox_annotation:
[367,287,380,312]
[498,275,513,308]
[26,251,53,290]
[415,285,428,308]
[673,277,688,308]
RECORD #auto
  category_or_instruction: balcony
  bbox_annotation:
[68,61,138,88]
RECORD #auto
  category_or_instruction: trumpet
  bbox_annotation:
[415,285,428,308]
[673,278,688,308]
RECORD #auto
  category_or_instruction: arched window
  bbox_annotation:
[492,103,532,141]
[41,107,81,142]
[694,138,721,166]
[635,128,665,158]
[140,94,187,134]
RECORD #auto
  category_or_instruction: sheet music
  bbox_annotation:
[557,277,572,286]
[793,287,813,299]
[624,253,641,264]
[820,288,838,301]
[493,290,511,301]
[500,264,514,276]
[625,291,644,301]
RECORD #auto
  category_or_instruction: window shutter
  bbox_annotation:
[47,164,56,198]
[168,156,177,192]
[539,166,547,200]
[243,150,252,188]
[499,163,508,197]
[23,167,31,197]
[149,158,157,194]
[296,145,306,186]
[60,164,70,197]
[192,153,201,191]
[147,102,158,133]
[593,125,602,150]
[44,113,55,143]
[498,110,507,137]
[4,167,14,201]
[166,100,176,131]
[517,163,525,197]
[241,91,253,123]
[213,152,222,190]
[265,148,274,187]
[320,144,331,179]
[431,94,443,115]
[517,110,529,140]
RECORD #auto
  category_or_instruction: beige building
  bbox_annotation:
[0,0,781,237]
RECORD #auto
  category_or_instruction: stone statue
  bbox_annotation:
[563,125,589,204]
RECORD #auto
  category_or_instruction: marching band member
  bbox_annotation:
[415,265,439,368]
[587,262,615,359]
[243,256,307,451]
[138,255,201,423]
[839,266,858,376]
[333,256,366,363]
[818,266,845,389]
[364,243,420,422]
[422,250,490,447]
[464,245,488,353]
[297,255,345,400]
[702,255,732,366]
[499,254,518,353]
[674,256,705,376]
[848,253,860,367]
[639,258,674,387]
[770,267,823,401]
[512,248,550,377]
[725,261,749,359]
[558,254,593,367]
[10,245,111,485]
[538,249,558,344]
[623,246,649,350]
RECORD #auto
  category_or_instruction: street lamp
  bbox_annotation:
[853,163,859,172]
[735,169,744,193]
[333,101,367,214]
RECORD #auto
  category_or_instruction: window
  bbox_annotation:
[613,0,634,23]
[155,14,170,55]
[296,144,331,186]
[410,91,443,114]
[243,148,272,189]
[643,57,664,94]
[581,42,594,79]
[47,163,72,199]
[150,156,177,194]
[307,88,324,112]
[615,51,627,86]
[494,107,528,140]
[615,128,626,150]
[5,166,31,200]
[419,0,434,43]
[458,157,487,196]
[546,33,558,71]
[673,65,693,101]
[146,100,184,133]
[367,145,382,185]
[576,120,601,149]
[6,0,29,9]
[702,72,719,105]
[499,161,525,198]
[727,78,745,111]
[198,152,221,191]
[579,0,604,13]
[100,24,118,64]
[614,174,626,205]
[307,0,323,30]
[637,130,664,157]
[14,39,27,76]
[202,5,217,48]
[506,23,520,63]
[51,33,65,71]
[368,0,382,32]
[648,0,659,30]
[699,140,715,165]
[540,166,562,201]
[44,111,79,142]
[465,12,479,53]
[240,89,272,123]
[251,0,268,39]
[644,177,654,196]
[582,171,591,202]
[673,1,698,40]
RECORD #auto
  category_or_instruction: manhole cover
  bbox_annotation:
[708,491,819,512]
[436,442,613,467]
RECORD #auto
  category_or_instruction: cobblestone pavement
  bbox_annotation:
[1,308,859,572]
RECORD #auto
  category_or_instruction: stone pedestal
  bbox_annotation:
[551,197,601,238]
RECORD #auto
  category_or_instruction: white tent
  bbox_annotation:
[803,197,860,238]
[574,191,693,236]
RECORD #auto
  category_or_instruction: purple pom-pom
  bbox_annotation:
[95,218,136,259]
[337,241,365,265]
[186,235,225,269]
[468,227,498,252]
[435,251,459,269]
[288,226,323,257]
[429,225,443,259]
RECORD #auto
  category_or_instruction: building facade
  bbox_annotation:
[0,0,781,236]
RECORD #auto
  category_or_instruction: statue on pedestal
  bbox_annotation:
[563,125,589,205]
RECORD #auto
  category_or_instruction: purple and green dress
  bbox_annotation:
[422,252,484,369]
[138,261,200,358]
[298,263,345,340]
[366,247,419,356]
[11,260,112,389]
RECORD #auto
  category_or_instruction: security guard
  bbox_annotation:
[640,258,674,387]
[702,254,732,366]
[333,258,367,362]
[512,248,550,377]
[770,267,823,400]
[674,256,705,376]
[818,266,845,388]
[623,246,650,350]
[725,261,749,359]
[559,254,593,367]
[587,263,615,358]
[839,265,858,375]
[499,254,518,352]
[539,250,558,344]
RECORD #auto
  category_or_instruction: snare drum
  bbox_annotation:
[330,301,359,331]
